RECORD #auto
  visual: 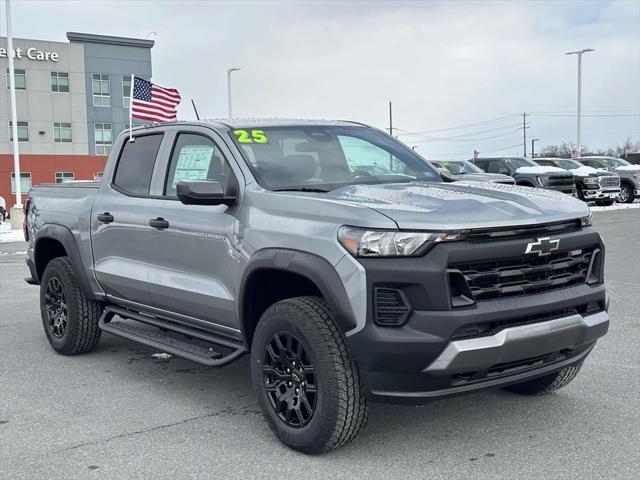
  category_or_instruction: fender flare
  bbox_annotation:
[34,224,97,300]
[239,248,358,339]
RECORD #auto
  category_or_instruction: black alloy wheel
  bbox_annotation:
[45,277,68,338]
[263,331,317,428]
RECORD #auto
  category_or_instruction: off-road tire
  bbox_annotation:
[502,363,583,395]
[251,296,368,454]
[40,256,102,355]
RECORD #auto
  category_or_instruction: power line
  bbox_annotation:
[400,114,521,135]
[409,128,522,144]
[396,122,522,141]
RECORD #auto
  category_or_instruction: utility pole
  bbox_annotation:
[565,49,594,157]
[6,0,22,210]
[531,138,539,158]
[388,101,393,137]
[226,67,240,118]
[522,112,529,157]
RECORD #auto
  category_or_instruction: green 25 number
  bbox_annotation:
[233,129,269,144]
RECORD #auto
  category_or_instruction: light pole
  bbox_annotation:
[6,0,22,210]
[227,67,240,118]
[531,138,539,158]
[565,48,594,157]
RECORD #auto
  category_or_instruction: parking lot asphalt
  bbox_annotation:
[1,209,638,480]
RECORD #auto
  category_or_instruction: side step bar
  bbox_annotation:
[99,306,246,367]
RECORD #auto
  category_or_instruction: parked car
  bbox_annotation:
[429,160,515,184]
[534,158,620,206]
[577,156,640,204]
[471,157,576,195]
[24,120,609,454]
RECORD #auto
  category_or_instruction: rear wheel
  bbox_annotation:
[502,363,583,395]
[251,296,368,454]
[40,257,102,355]
[617,183,634,203]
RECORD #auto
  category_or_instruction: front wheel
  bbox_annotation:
[617,183,634,203]
[250,296,368,454]
[502,363,583,395]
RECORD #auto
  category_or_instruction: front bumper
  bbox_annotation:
[545,185,576,195]
[346,226,608,404]
[583,188,620,200]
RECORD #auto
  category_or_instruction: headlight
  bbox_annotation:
[338,226,465,257]
[536,176,549,187]
[580,213,593,227]
[583,177,598,185]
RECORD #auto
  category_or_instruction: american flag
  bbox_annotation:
[131,77,181,123]
[473,149,479,160]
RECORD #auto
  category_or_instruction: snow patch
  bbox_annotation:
[615,165,640,172]
[569,166,600,175]
[0,228,25,243]
[151,352,173,359]
[0,250,26,256]
[516,166,567,174]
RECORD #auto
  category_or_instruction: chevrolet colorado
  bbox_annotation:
[24,120,609,454]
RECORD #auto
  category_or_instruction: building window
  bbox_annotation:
[51,72,70,92]
[92,73,111,107]
[6,68,26,90]
[95,123,112,155]
[94,172,103,181]
[53,122,73,143]
[11,172,31,193]
[8,121,29,142]
[55,172,75,183]
[123,75,131,108]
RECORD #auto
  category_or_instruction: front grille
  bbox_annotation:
[548,175,575,188]
[466,220,580,242]
[374,287,411,326]
[449,246,596,302]
[598,176,620,188]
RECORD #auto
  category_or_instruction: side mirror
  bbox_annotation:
[176,180,237,206]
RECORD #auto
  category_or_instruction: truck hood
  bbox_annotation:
[515,166,568,175]
[323,181,589,230]
[450,173,515,183]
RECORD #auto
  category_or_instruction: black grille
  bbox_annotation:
[449,247,596,302]
[548,175,575,187]
[374,287,411,326]
[466,220,580,242]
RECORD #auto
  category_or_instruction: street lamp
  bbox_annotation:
[531,138,539,158]
[565,49,594,157]
[227,67,241,118]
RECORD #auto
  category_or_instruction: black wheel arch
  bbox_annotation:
[239,249,358,349]
[33,224,98,301]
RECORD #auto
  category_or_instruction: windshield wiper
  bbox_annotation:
[273,186,332,193]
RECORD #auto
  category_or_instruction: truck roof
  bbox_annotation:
[130,118,370,134]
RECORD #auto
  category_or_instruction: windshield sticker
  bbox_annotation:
[233,129,269,144]
[172,145,214,187]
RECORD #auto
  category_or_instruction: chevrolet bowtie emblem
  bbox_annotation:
[525,237,560,256]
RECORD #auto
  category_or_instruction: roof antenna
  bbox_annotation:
[191,99,200,120]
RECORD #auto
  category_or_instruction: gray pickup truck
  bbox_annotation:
[24,119,609,454]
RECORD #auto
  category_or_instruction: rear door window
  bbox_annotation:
[113,134,163,196]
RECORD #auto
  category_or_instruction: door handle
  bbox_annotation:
[149,217,170,230]
[97,212,114,224]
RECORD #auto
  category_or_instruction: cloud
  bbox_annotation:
[6,0,640,158]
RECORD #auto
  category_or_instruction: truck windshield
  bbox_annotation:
[228,125,440,191]
[440,161,483,174]
[554,159,582,169]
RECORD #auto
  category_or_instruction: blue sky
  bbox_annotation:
[2,0,639,159]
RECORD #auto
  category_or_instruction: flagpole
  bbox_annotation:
[6,0,22,209]
[129,74,135,142]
